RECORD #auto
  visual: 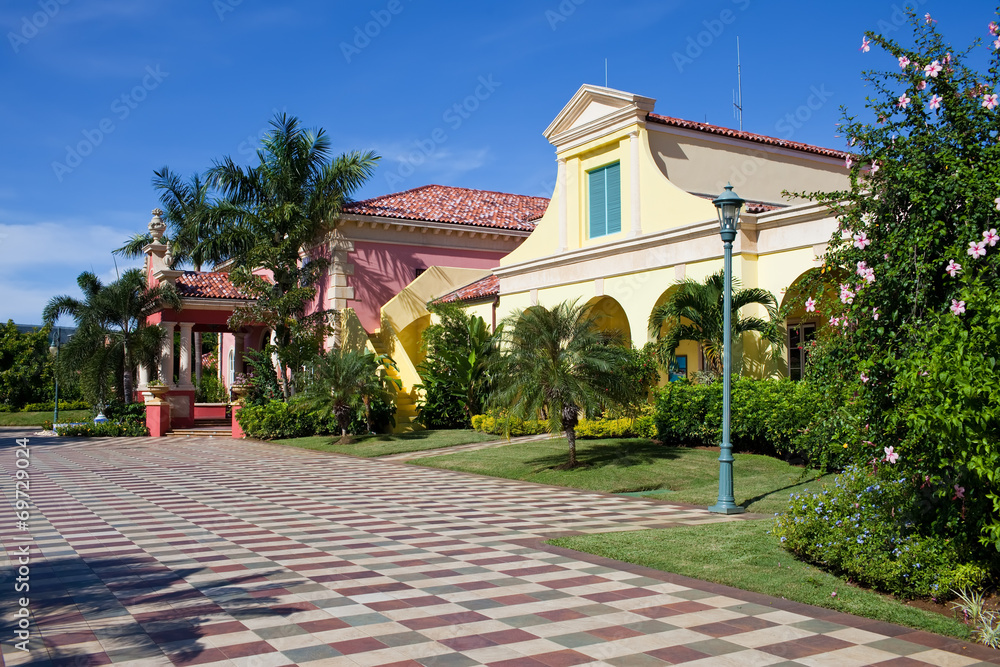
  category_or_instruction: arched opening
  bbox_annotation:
[780,267,832,380]
[649,285,701,383]
[584,296,632,345]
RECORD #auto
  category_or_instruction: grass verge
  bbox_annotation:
[272,429,498,458]
[0,410,90,427]
[413,437,833,515]
[550,521,969,639]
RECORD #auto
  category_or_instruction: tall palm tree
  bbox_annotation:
[204,112,379,398]
[114,168,220,270]
[489,300,642,468]
[298,349,400,437]
[648,270,781,376]
[43,269,182,405]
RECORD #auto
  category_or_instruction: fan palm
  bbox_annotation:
[298,349,401,437]
[648,270,781,376]
[490,300,642,468]
[43,269,182,405]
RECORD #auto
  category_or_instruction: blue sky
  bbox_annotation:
[0,0,991,324]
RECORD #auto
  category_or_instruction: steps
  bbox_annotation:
[371,338,420,431]
[166,418,232,438]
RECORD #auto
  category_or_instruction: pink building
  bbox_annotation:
[142,184,548,435]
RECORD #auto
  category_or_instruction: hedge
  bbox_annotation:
[471,412,656,439]
[653,377,821,460]
[1,400,90,413]
[55,421,149,437]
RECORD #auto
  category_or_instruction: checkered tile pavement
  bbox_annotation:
[1,434,998,666]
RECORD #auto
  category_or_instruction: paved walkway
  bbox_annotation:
[1,434,997,667]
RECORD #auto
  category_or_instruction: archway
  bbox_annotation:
[780,267,834,380]
[649,285,702,383]
[584,296,632,345]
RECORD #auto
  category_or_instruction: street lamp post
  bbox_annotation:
[709,183,746,515]
[49,327,61,428]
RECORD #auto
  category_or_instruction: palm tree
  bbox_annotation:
[489,300,642,468]
[114,168,220,270]
[298,349,401,437]
[648,270,781,376]
[204,112,380,398]
[43,269,182,405]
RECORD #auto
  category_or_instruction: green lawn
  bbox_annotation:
[413,437,834,515]
[551,522,969,639]
[272,429,499,458]
[0,410,90,427]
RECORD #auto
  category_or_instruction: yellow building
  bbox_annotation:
[365,85,850,428]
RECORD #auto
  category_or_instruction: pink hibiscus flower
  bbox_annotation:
[929,94,942,110]
[951,299,966,315]
[804,297,816,313]
[860,37,871,53]
[946,259,962,277]
[898,94,911,109]
[984,93,999,110]
[853,231,871,249]
[899,55,910,69]
[968,241,987,258]
[924,60,943,78]
[983,229,999,247]
[884,446,900,464]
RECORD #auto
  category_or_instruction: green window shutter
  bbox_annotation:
[588,161,621,238]
[605,162,621,234]
[589,168,606,238]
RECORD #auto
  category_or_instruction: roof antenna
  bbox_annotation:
[605,58,608,87]
[733,37,743,131]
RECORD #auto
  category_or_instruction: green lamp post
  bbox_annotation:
[709,183,746,515]
[49,326,61,428]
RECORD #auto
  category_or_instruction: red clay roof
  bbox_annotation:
[436,274,499,304]
[647,113,848,160]
[342,185,549,231]
[174,271,251,300]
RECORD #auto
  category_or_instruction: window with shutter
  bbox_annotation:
[588,161,621,238]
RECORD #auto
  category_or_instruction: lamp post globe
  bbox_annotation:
[709,183,746,515]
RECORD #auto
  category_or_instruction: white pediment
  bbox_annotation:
[543,85,656,146]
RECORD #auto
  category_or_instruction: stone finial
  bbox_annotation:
[149,208,166,241]
[163,241,174,267]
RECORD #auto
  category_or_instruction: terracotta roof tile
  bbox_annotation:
[436,274,499,304]
[691,193,786,214]
[174,271,250,300]
[343,185,549,231]
[647,113,847,160]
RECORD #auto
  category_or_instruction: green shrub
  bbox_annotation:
[471,412,548,436]
[100,400,146,424]
[196,371,228,403]
[653,378,825,463]
[345,394,396,435]
[471,411,657,440]
[773,461,986,599]
[236,400,318,440]
[21,400,89,412]
[56,421,149,437]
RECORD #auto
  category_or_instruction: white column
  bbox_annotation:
[233,333,245,378]
[194,332,202,384]
[137,363,150,390]
[629,130,642,237]
[178,323,194,389]
[159,322,175,386]
[557,158,568,253]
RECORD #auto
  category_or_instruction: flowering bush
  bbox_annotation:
[793,10,1000,560]
[774,461,987,599]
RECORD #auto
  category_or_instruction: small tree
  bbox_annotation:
[298,349,400,437]
[0,321,55,409]
[417,303,501,428]
[43,269,180,405]
[489,300,643,468]
[648,270,781,377]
